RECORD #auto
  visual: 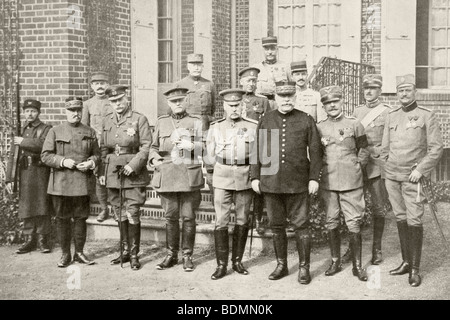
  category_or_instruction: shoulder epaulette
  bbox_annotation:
[317,118,328,125]
[210,118,225,126]
[382,103,393,109]
[255,93,268,99]
[418,106,432,112]
[158,114,170,120]
[389,107,402,114]
[188,114,202,119]
[345,115,357,120]
[105,111,114,117]
[242,117,258,125]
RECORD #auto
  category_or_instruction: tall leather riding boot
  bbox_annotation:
[129,223,141,271]
[157,221,180,270]
[372,216,385,265]
[38,234,51,254]
[73,218,95,265]
[325,228,342,276]
[231,225,249,275]
[211,229,229,280]
[253,195,266,235]
[181,220,196,272]
[349,232,367,281]
[295,230,311,285]
[268,229,289,280]
[390,221,410,276]
[111,220,130,265]
[16,234,37,254]
[57,219,72,268]
[408,226,423,287]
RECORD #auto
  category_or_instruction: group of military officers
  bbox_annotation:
[5,36,443,288]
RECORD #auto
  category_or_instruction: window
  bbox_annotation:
[417,0,450,89]
[157,0,180,83]
[276,0,342,67]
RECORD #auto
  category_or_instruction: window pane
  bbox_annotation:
[432,0,447,7]
[278,6,293,25]
[293,0,306,4]
[314,25,328,44]
[431,8,447,26]
[431,27,447,46]
[328,3,341,24]
[430,68,446,86]
[158,41,172,61]
[293,5,306,25]
[279,26,292,44]
[329,24,341,43]
[431,47,447,66]
[313,45,327,61]
[328,45,341,58]
[314,4,328,24]
[279,48,292,62]
[158,0,171,17]
[293,26,305,44]
[278,0,292,5]
[292,46,307,61]
[158,19,172,39]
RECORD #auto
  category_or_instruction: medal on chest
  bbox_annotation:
[406,116,419,129]
[339,129,345,142]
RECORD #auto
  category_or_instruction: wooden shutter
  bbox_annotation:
[341,0,361,62]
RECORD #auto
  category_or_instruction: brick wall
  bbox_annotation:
[212,0,231,119]
[267,0,274,36]
[181,0,195,78]
[115,0,131,86]
[361,0,382,73]
[236,0,250,84]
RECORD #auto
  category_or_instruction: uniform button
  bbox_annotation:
[282,149,285,152]
[282,155,285,158]
[282,139,286,142]
[283,124,286,127]
[282,144,285,147]
[283,119,287,122]
[282,160,285,164]
[115,135,119,138]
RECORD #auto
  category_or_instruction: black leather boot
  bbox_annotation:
[341,245,352,264]
[182,219,196,272]
[111,221,130,265]
[372,216,385,265]
[390,221,410,276]
[325,228,342,276]
[211,229,229,280]
[231,225,249,275]
[408,226,423,287]
[253,194,266,235]
[295,230,311,285]
[350,232,367,281]
[38,234,51,254]
[129,223,141,271]
[157,221,179,270]
[16,234,37,254]
[268,229,289,280]
[57,219,72,268]
[73,218,95,265]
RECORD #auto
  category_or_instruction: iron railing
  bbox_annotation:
[307,57,376,116]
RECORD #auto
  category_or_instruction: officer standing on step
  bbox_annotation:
[99,85,152,271]
[381,74,443,287]
[6,99,53,254]
[41,97,100,268]
[206,89,258,280]
[251,82,323,285]
[149,87,204,272]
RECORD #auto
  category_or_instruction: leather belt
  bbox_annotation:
[111,146,138,156]
[216,157,250,166]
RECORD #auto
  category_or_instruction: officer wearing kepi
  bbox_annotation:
[343,74,391,266]
[239,66,271,235]
[251,82,323,285]
[149,87,204,272]
[81,71,113,223]
[317,86,370,282]
[41,98,100,268]
[205,89,258,280]
[99,85,152,271]
[6,99,53,254]
[381,74,443,287]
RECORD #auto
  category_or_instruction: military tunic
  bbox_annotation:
[81,95,112,141]
[206,117,258,228]
[100,109,152,224]
[250,109,322,231]
[317,114,370,233]
[381,102,443,226]
[241,92,271,121]
[252,61,292,98]
[294,88,327,123]
[6,120,53,223]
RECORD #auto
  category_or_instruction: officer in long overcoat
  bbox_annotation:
[41,98,100,268]
[149,87,204,272]
[6,99,53,254]
[251,81,323,285]
[99,85,152,271]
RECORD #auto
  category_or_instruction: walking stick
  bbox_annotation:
[248,207,255,259]
[115,165,125,268]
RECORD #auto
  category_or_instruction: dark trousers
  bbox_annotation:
[23,216,52,235]
[264,192,310,231]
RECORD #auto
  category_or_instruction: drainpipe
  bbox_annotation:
[231,0,237,87]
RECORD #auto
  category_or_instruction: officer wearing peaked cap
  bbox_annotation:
[41,97,100,268]
[317,85,370,282]
[149,87,204,272]
[251,81,323,284]
[205,88,258,280]
[252,36,292,102]
[339,74,391,266]
[99,85,152,271]
[381,74,443,287]
[6,99,53,255]
[291,61,327,123]
[239,66,271,235]
[82,71,113,223]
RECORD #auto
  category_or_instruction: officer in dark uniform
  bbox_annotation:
[6,99,53,254]
[81,71,113,222]
[206,89,258,280]
[381,74,443,287]
[99,85,152,271]
[149,87,204,272]
[317,86,370,282]
[41,98,100,268]
[239,66,271,236]
[251,82,323,285]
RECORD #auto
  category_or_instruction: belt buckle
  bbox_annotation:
[115,145,121,156]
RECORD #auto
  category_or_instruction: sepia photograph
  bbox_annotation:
[0,0,449,303]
